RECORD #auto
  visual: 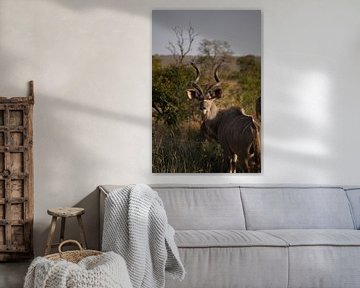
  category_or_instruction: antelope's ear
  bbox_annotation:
[187,89,198,99]
[214,88,222,98]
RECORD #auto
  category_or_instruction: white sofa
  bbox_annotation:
[99,184,360,288]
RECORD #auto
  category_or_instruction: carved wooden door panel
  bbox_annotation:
[0,82,34,261]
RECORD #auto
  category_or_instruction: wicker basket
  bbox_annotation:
[45,240,102,263]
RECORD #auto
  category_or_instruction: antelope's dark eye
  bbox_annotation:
[208,91,215,98]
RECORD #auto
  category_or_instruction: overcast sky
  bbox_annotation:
[152,10,261,56]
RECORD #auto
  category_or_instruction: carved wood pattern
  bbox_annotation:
[0,81,34,261]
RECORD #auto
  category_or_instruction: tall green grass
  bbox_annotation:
[152,120,225,173]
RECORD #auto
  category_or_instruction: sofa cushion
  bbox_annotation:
[175,230,288,248]
[261,229,360,246]
[261,230,360,288]
[241,187,355,230]
[288,246,360,288]
[100,185,246,230]
[153,186,246,230]
[165,247,288,288]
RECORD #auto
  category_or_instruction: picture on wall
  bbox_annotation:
[152,10,261,173]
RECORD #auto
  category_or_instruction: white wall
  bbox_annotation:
[0,0,359,255]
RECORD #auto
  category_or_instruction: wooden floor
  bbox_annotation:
[0,261,30,288]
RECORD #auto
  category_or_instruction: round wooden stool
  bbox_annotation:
[45,207,88,255]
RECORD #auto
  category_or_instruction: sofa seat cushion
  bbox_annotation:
[166,246,289,288]
[262,229,360,246]
[175,230,288,248]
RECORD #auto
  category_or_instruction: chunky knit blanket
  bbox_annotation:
[24,251,132,288]
[102,184,185,288]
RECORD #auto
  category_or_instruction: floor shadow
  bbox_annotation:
[0,260,31,288]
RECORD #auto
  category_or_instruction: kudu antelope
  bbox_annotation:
[186,62,260,173]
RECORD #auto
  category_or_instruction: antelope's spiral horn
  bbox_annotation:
[191,62,201,83]
[214,63,222,83]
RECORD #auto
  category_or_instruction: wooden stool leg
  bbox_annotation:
[77,215,87,249]
[45,216,57,255]
[60,217,66,243]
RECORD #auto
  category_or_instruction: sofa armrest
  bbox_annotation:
[98,186,109,250]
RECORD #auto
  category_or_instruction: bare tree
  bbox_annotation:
[198,39,233,64]
[167,24,198,65]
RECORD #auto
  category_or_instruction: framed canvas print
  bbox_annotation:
[152,10,261,173]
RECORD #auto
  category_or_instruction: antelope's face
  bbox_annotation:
[186,62,223,118]
[200,98,214,116]
[187,86,222,116]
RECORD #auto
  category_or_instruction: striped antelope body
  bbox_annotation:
[187,63,260,173]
